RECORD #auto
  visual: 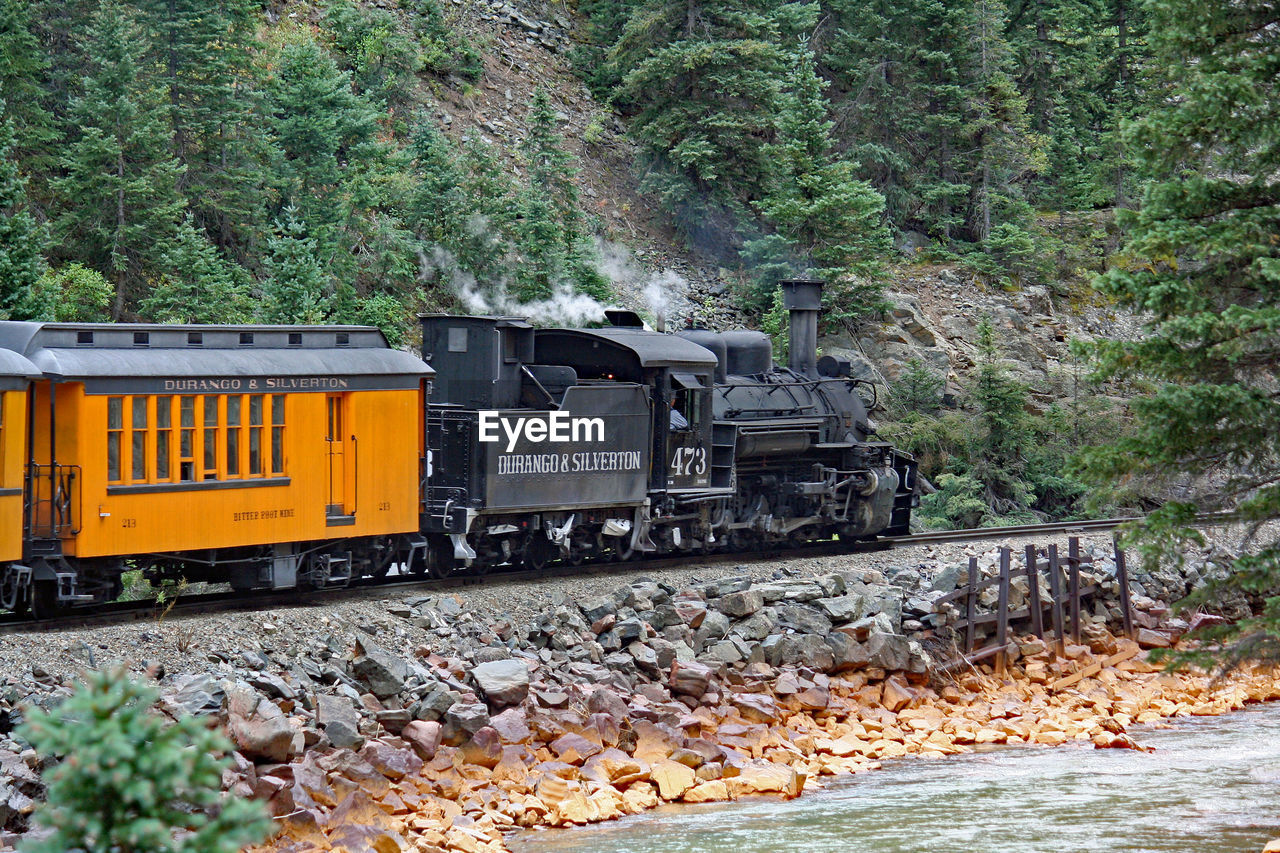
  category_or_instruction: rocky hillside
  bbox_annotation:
[426,0,1138,410]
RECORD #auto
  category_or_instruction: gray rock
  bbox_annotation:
[325,719,365,750]
[470,659,530,707]
[226,685,297,763]
[774,580,827,602]
[443,702,491,741]
[716,590,764,618]
[816,573,847,597]
[826,632,870,672]
[704,577,751,598]
[170,673,224,716]
[649,637,678,670]
[581,595,618,622]
[732,610,775,642]
[704,640,742,665]
[930,563,964,593]
[816,595,862,623]
[775,605,832,636]
[473,647,511,664]
[616,617,646,643]
[412,683,457,721]
[248,672,296,701]
[865,631,912,671]
[351,639,409,699]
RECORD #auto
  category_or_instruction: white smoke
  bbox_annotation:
[595,240,691,331]
[418,246,609,327]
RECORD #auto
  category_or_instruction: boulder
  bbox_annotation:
[317,694,365,750]
[881,675,916,712]
[730,693,780,723]
[670,660,714,699]
[716,590,764,618]
[1137,628,1174,649]
[351,640,409,699]
[775,605,833,636]
[865,631,912,671]
[650,759,696,800]
[470,659,530,707]
[359,739,423,780]
[816,595,862,623]
[442,702,491,745]
[827,632,871,673]
[725,761,804,798]
[225,686,297,763]
[401,720,443,760]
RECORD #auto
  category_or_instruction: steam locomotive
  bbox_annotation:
[0,280,916,616]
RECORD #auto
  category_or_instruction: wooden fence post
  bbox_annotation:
[1069,536,1082,646]
[1048,543,1065,656]
[1025,544,1044,639]
[965,556,978,653]
[1115,543,1134,640]
[995,547,1010,677]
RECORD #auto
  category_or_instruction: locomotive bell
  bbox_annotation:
[780,279,823,378]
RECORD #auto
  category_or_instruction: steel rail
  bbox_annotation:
[0,514,1227,634]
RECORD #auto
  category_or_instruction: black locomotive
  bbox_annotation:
[420,280,917,573]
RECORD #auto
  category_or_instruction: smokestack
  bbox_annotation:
[780,279,822,378]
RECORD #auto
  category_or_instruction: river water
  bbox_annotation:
[512,704,1280,853]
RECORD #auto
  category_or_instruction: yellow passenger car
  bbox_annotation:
[0,350,39,612]
[0,323,431,613]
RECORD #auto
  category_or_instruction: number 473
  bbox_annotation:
[670,447,706,477]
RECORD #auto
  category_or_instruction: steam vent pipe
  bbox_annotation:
[781,279,823,378]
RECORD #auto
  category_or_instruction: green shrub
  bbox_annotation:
[17,669,270,853]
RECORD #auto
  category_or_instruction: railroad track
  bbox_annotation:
[0,516,1158,634]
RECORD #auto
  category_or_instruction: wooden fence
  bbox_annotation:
[936,536,1136,683]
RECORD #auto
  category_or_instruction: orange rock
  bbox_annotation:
[1032,730,1068,746]
[724,761,804,798]
[620,781,659,813]
[682,780,731,803]
[881,676,917,713]
[650,759,697,800]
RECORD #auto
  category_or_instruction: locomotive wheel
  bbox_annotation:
[368,536,398,579]
[524,535,557,572]
[428,546,454,580]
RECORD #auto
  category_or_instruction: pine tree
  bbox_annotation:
[50,1,186,319]
[968,318,1036,517]
[512,88,610,302]
[256,208,334,325]
[141,217,250,323]
[1078,0,1280,663]
[263,33,380,227]
[611,1,818,250]
[18,668,270,853]
[324,0,420,108]
[405,116,470,253]
[0,104,46,316]
[262,32,388,292]
[134,0,264,252]
[0,0,57,176]
[746,47,889,316]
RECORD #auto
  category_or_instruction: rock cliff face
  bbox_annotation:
[822,265,1144,408]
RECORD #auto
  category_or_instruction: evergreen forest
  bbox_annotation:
[0,0,1151,338]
